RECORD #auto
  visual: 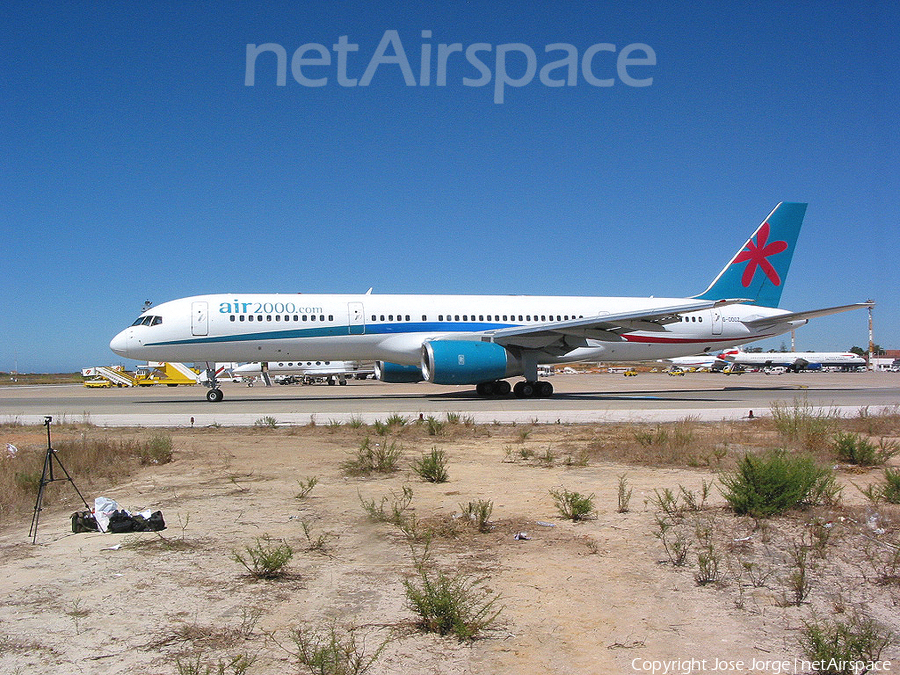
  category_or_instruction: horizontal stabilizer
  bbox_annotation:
[744,301,874,329]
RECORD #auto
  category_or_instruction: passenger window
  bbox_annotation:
[230,315,235,322]
[267,315,272,321]
[275,315,281,322]
[239,315,245,322]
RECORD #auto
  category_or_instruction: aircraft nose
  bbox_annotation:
[110,329,130,358]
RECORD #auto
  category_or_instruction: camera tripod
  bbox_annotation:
[29,416,91,544]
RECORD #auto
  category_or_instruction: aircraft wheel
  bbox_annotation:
[206,388,224,403]
[496,380,511,396]
[476,382,490,396]
[536,381,554,398]
[514,381,535,398]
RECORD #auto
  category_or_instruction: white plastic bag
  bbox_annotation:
[94,497,122,533]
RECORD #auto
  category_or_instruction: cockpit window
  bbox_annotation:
[131,315,163,327]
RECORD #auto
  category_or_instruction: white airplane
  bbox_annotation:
[232,360,373,385]
[110,203,873,402]
[718,348,867,372]
[660,354,729,371]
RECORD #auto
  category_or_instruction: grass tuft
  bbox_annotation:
[799,614,892,674]
[291,622,388,675]
[411,448,449,483]
[549,487,595,521]
[340,437,402,476]
[403,559,501,640]
[231,535,294,579]
[719,450,840,518]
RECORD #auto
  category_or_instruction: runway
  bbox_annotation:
[1,372,897,427]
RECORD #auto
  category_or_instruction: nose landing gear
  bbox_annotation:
[204,364,224,402]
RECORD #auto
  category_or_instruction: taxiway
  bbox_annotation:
[1,372,897,427]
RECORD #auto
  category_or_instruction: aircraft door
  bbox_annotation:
[348,302,365,335]
[192,301,209,336]
[711,309,722,335]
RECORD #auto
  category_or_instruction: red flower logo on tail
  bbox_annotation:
[733,222,788,287]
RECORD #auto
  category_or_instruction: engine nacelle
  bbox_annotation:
[421,340,519,385]
[374,361,424,383]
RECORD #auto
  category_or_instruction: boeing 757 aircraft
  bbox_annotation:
[110,203,873,402]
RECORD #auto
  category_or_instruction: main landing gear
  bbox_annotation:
[513,380,553,398]
[475,380,511,397]
[475,380,553,398]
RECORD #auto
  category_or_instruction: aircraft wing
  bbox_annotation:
[473,299,747,354]
[744,302,874,330]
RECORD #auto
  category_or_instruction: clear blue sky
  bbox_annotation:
[2,1,897,372]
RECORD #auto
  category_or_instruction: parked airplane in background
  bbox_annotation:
[232,360,373,385]
[719,348,867,372]
[659,354,729,371]
[110,203,873,402]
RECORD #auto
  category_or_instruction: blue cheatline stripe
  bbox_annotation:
[150,320,731,349]
[149,321,516,347]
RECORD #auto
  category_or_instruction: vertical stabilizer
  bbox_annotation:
[694,202,807,307]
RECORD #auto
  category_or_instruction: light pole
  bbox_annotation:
[867,300,875,372]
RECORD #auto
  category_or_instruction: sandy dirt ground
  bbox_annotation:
[0,422,897,675]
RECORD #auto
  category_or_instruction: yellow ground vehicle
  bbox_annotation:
[82,363,199,387]
[624,369,638,377]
